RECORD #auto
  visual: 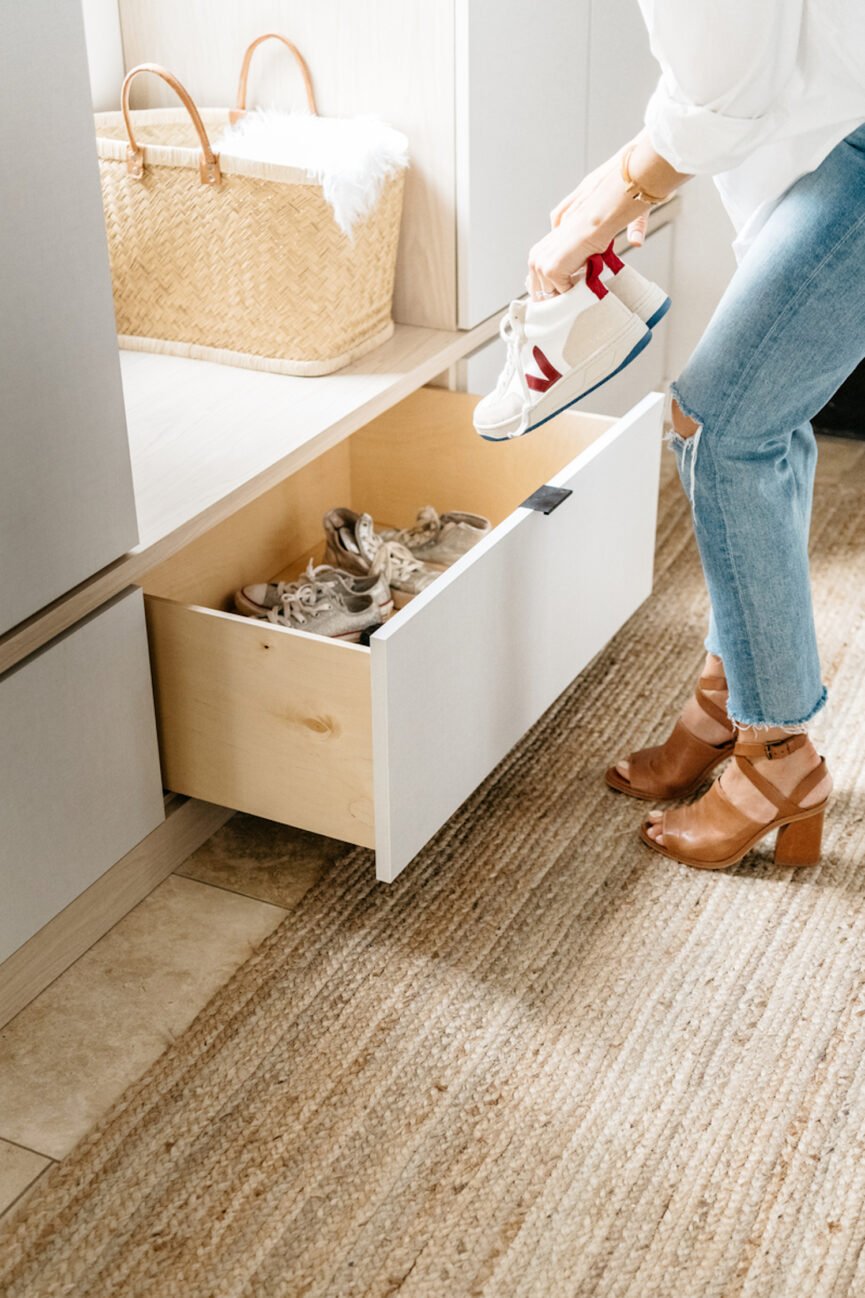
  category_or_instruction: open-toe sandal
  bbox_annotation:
[639,733,829,870]
[605,673,736,801]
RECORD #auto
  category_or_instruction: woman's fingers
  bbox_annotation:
[627,211,650,246]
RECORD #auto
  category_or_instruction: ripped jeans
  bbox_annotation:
[668,120,865,729]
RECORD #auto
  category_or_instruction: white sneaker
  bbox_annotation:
[599,241,671,328]
[236,577,381,641]
[379,506,491,568]
[472,262,651,441]
[235,554,394,621]
[323,508,439,608]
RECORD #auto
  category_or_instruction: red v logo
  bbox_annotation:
[525,346,562,393]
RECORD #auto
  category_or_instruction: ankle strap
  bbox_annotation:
[734,732,809,761]
[694,675,733,730]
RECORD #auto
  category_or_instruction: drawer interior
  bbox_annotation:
[141,387,613,615]
[138,386,619,845]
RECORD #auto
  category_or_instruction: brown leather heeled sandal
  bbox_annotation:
[639,732,829,871]
[605,673,736,801]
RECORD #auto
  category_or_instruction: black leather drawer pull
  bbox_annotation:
[521,484,573,515]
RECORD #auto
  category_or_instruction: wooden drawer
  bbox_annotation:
[141,387,663,881]
[0,589,165,962]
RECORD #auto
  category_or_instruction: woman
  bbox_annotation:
[527,0,865,870]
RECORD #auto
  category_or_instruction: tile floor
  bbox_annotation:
[0,817,341,1223]
[1,435,860,1226]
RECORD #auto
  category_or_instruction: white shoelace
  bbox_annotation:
[495,308,531,404]
[381,538,423,581]
[266,580,333,625]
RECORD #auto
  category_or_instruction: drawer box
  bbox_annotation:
[142,388,663,881]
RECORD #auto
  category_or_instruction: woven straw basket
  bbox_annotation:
[94,35,406,376]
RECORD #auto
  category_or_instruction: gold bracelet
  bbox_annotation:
[620,145,668,206]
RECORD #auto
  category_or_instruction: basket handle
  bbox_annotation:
[121,63,222,187]
[231,33,318,124]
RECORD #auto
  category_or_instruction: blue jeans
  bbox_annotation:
[669,121,865,729]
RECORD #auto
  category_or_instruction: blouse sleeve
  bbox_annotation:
[635,0,805,174]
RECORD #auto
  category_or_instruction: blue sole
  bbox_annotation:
[646,296,672,330]
[478,327,654,443]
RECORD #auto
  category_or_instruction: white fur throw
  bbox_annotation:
[214,109,409,239]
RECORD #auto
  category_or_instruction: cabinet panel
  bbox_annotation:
[371,393,663,879]
[0,0,138,636]
[456,0,591,327]
[0,590,164,964]
[585,0,659,170]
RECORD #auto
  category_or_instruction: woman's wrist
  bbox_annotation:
[624,131,691,204]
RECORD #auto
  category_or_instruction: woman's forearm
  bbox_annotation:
[527,130,692,297]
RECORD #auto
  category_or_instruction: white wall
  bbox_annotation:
[80,0,125,110]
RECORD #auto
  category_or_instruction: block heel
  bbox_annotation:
[774,808,825,868]
[639,732,830,872]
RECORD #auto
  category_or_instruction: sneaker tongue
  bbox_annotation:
[353,513,381,563]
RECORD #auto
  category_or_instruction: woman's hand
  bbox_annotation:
[527,149,649,298]
[528,131,690,299]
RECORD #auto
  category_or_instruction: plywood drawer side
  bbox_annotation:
[145,597,375,848]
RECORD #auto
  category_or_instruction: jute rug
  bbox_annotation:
[3,443,865,1298]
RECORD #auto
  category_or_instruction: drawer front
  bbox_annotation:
[0,590,164,963]
[370,393,663,880]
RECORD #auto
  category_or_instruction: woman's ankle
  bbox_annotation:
[703,651,725,682]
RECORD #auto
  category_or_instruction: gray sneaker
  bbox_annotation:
[323,508,439,607]
[380,505,491,567]
[235,552,394,621]
[234,576,381,641]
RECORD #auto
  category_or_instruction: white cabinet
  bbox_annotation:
[585,0,661,170]
[0,589,164,964]
[0,0,138,637]
[454,0,590,325]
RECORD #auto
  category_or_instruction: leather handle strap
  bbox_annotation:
[231,33,318,124]
[121,63,221,187]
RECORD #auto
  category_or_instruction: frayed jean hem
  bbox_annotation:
[726,684,828,732]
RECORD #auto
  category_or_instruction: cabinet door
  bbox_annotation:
[0,589,164,964]
[456,0,591,327]
[585,0,659,170]
[0,0,137,637]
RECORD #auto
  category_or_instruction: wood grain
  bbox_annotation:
[145,598,375,847]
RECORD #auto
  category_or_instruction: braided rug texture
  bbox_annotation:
[3,445,865,1297]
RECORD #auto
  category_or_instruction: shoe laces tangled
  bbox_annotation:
[266,578,334,625]
[357,516,422,583]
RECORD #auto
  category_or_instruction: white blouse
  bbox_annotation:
[635,0,865,258]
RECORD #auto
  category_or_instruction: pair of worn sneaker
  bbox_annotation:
[234,505,491,640]
[472,241,671,441]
